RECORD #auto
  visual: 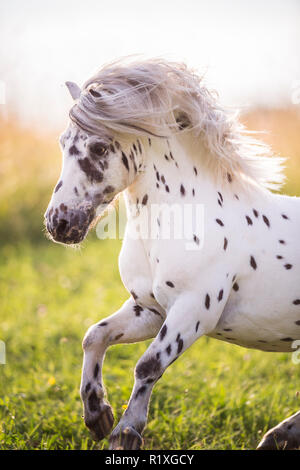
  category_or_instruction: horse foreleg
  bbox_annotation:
[257,410,300,450]
[109,292,223,450]
[80,298,164,441]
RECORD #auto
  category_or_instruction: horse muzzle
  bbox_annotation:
[45,205,95,245]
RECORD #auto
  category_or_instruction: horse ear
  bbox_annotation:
[65,81,81,100]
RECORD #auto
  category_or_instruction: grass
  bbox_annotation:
[1,109,300,450]
[1,239,300,450]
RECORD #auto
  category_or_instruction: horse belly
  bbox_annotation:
[209,282,300,353]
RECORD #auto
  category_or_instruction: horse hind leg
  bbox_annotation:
[80,298,164,442]
[257,410,300,450]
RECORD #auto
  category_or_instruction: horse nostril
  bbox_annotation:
[56,218,69,236]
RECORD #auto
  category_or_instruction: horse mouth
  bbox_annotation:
[54,225,90,245]
[46,207,96,245]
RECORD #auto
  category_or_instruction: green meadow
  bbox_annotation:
[1,110,300,449]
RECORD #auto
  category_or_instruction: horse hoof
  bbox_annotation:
[85,403,114,441]
[257,431,285,450]
[257,432,300,450]
[257,411,300,450]
[109,426,143,450]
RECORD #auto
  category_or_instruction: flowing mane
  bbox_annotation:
[69,57,285,190]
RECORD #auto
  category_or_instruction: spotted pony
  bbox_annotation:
[45,58,300,450]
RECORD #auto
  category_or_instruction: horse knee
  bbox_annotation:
[82,322,108,350]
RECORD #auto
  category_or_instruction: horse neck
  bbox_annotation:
[125,133,235,212]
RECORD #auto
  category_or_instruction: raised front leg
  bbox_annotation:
[109,292,225,450]
[80,298,164,441]
[257,411,300,450]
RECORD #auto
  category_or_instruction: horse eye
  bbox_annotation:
[89,143,108,157]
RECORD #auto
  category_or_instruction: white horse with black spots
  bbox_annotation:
[45,58,300,450]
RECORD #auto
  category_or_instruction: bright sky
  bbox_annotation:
[0,0,299,131]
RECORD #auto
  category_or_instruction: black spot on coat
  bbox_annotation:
[115,333,124,340]
[205,294,210,310]
[250,256,257,270]
[78,158,103,183]
[131,290,138,300]
[216,219,224,227]
[177,338,183,354]
[262,215,270,228]
[103,185,115,194]
[54,181,63,193]
[133,305,143,316]
[166,281,175,288]
[223,237,228,250]
[218,289,223,301]
[69,144,80,156]
[136,356,161,380]
[94,363,99,378]
[160,324,167,341]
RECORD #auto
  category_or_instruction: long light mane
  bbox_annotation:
[69,57,285,191]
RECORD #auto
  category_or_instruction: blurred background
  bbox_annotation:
[0,0,300,450]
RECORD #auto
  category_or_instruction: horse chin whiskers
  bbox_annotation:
[43,221,54,242]
[56,239,84,250]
